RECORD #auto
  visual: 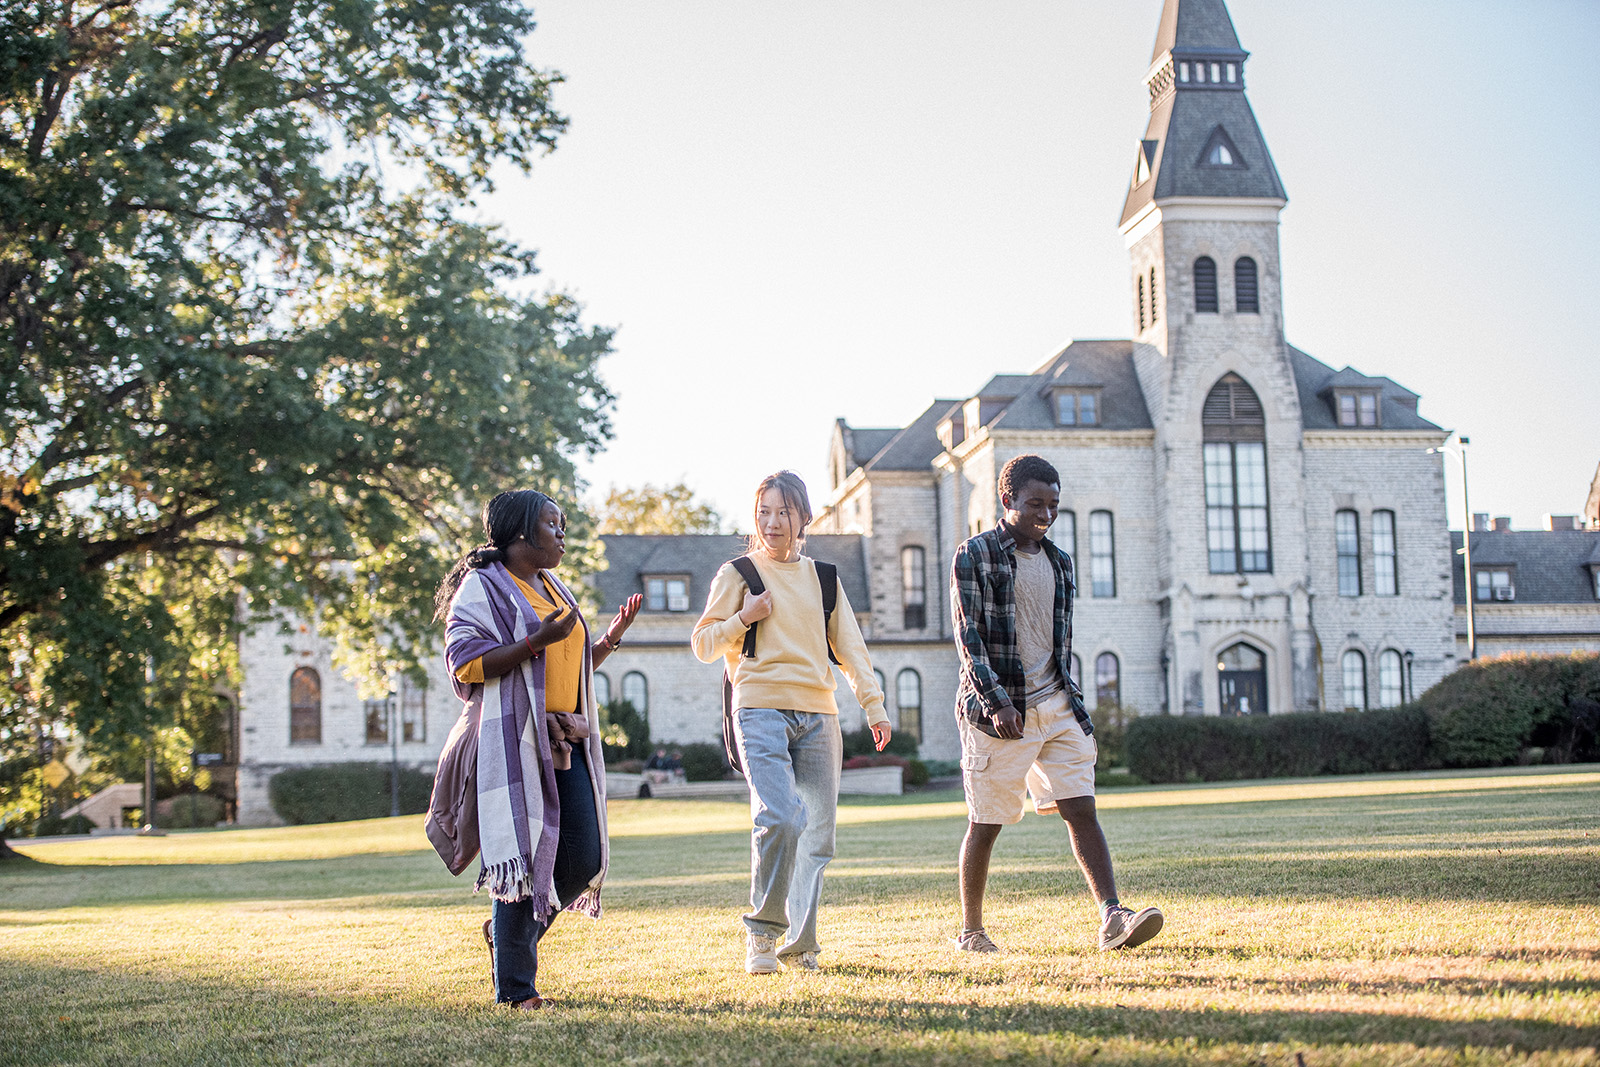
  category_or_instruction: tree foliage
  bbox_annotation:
[0,0,614,830]
[597,482,723,535]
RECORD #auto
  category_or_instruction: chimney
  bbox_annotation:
[1545,515,1579,531]
[1491,516,1513,532]
[1472,513,1491,532]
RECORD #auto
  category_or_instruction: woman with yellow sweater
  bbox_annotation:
[692,471,891,974]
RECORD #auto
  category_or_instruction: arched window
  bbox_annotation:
[1089,511,1116,597]
[1235,257,1259,313]
[1095,652,1120,708]
[621,671,648,715]
[1378,650,1404,708]
[1149,266,1159,324]
[1203,374,1271,573]
[1336,510,1362,596]
[594,672,611,708]
[289,667,321,745]
[1137,272,1146,331]
[1057,510,1077,562]
[1341,651,1368,711]
[1373,510,1398,596]
[896,669,923,741]
[1194,256,1218,313]
[901,546,927,629]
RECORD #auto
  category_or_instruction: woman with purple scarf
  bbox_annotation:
[434,489,641,1010]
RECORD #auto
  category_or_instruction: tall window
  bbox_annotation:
[594,672,611,708]
[1149,266,1158,324]
[289,667,321,745]
[364,696,388,745]
[896,669,923,742]
[1336,510,1361,596]
[900,546,927,629]
[1089,511,1116,597]
[400,676,426,743]
[1057,510,1077,562]
[1234,257,1259,313]
[1095,652,1121,707]
[1341,650,1367,711]
[621,671,649,715]
[1194,256,1218,313]
[1372,510,1397,596]
[1202,374,1271,573]
[1378,650,1404,708]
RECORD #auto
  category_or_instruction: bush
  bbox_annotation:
[600,700,653,762]
[676,742,730,782]
[905,758,929,788]
[921,759,960,779]
[1125,707,1433,784]
[1416,653,1600,766]
[155,793,225,829]
[608,758,645,774]
[1092,702,1140,769]
[33,812,95,837]
[269,763,433,825]
[841,726,918,759]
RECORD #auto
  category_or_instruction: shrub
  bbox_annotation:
[600,700,653,762]
[608,758,645,774]
[155,793,225,829]
[921,759,960,779]
[1416,653,1600,766]
[1092,702,1140,769]
[268,763,433,825]
[905,758,929,788]
[676,742,730,782]
[1125,707,1433,784]
[841,726,918,759]
[33,812,95,837]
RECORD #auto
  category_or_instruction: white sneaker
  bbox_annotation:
[746,932,780,974]
[782,951,819,971]
[1099,905,1163,951]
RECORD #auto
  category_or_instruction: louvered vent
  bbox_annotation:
[1149,267,1158,324]
[1194,257,1218,313]
[1203,373,1265,440]
[1235,257,1259,313]
[1137,274,1146,331]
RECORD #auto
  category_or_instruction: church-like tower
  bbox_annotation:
[1122,0,1319,715]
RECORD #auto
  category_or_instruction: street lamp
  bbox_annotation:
[387,689,400,818]
[1403,649,1415,704]
[1428,435,1476,661]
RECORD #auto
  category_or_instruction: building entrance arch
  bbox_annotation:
[1217,642,1267,716]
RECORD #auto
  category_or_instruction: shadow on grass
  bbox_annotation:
[6,957,1595,1067]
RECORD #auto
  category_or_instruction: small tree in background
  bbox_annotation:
[598,483,724,535]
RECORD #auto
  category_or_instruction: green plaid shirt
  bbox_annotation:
[950,524,1092,738]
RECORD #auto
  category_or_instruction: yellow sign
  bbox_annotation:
[41,760,70,788]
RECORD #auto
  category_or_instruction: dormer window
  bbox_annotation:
[1474,567,1514,602]
[1335,390,1380,427]
[1198,126,1246,169]
[1055,390,1100,427]
[644,575,690,612]
[1209,142,1232,165]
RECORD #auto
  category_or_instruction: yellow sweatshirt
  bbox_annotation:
[691,553,888,726]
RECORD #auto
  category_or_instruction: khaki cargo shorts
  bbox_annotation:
[959,689,1096,825]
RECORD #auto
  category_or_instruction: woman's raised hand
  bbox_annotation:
[738,589,773,626]
[605,593,643,645]
[532,603,580,647]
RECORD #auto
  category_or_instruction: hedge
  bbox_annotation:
[269,763,433,825]
[1413,652,1600,767]
[1126,706,1432,784]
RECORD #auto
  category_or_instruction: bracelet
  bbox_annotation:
[524,635,537,657]
[603,633,621,651]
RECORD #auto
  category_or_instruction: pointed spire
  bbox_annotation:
[1120,0,1285,228]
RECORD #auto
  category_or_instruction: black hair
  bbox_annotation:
[433,489,554,621]
[998,454,1060,502]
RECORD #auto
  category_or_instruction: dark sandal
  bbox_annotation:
[511,995,555,1011]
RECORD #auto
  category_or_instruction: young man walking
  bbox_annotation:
[949,454,1163,953]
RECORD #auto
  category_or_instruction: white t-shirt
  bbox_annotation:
[1013,546,1064,707]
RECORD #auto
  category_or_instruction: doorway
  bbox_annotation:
[1218,642,1267,716]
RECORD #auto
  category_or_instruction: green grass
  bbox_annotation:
[3,765,1598,1066]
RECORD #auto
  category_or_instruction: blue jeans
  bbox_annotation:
[733,707,843,958]
[491,742,602,1003]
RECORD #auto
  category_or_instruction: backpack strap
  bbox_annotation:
[730,556,765,658]
[815,561,840,666]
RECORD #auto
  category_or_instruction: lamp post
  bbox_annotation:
[1428,435,1476,661]
[1403,649,1415,704]
[388,689,400,818]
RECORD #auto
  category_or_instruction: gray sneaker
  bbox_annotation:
[782,951,819,971]
[746,932,780,974]
[953,928,1000,953]
[1099,905,1163,950]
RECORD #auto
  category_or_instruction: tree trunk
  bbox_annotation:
[0,827,22,860]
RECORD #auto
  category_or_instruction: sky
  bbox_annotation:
[482,0,1600,534]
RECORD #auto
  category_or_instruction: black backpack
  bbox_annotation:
[720,556,840,775]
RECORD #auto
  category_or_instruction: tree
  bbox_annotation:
[0,0,614,842]
[598,483,724,535]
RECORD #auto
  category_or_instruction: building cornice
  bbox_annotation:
[1302,429,1449,449]
[990,429,1158,449]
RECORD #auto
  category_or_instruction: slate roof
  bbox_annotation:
[594,534,870,615]
[1150,0,1245,61]
[846,427,899,468]
[864,400,962,472]
[1122,88,1287,224]
[1288,346,1442,432]
[990,340,1154,432]
[1449,530,1600,605]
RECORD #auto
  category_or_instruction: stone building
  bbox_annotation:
[1450,511,1600,661]
[231,0,1477,822]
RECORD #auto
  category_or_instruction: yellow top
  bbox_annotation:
[454,571,584,713]
[691,553,887,726]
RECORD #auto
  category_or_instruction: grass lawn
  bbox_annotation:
[3,765,1598,1066]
